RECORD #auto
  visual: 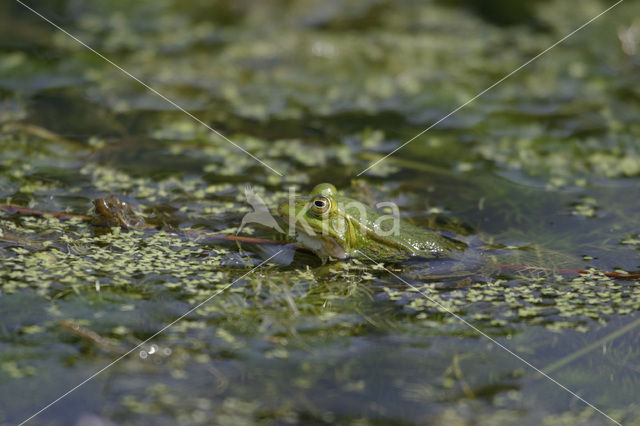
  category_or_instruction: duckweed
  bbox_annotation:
[3,0,640,424]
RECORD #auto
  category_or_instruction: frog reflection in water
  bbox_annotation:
[279,183,491,280]
[91,196,146,230]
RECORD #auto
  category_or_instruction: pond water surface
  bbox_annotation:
[1,1,640,425]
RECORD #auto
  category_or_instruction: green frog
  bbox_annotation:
[278,183,495,282]
[279,183,469,263]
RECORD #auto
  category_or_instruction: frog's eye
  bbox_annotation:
[310,196,331,215]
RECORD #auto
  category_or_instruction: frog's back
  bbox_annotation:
[393,220,466,255]
[340,197,466,259]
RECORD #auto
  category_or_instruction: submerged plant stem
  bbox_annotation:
[498,263,640,280]
[541,315,640,376]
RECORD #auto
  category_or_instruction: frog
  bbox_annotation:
[278,183,468,264]
[91,196,146,230]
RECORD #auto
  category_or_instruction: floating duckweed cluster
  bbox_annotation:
[81,163,242,203]
[474,135,640,185]
[382,268,640,333]
[0,215,231,297]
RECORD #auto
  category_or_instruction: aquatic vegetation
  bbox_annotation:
[2,0,640,424]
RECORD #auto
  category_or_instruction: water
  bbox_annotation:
[1,0,640,424]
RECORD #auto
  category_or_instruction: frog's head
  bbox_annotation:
[278,183,355,261]
[92,196,144,229]
[93,196,130,217]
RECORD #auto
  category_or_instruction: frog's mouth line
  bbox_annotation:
[296,229,347,260]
